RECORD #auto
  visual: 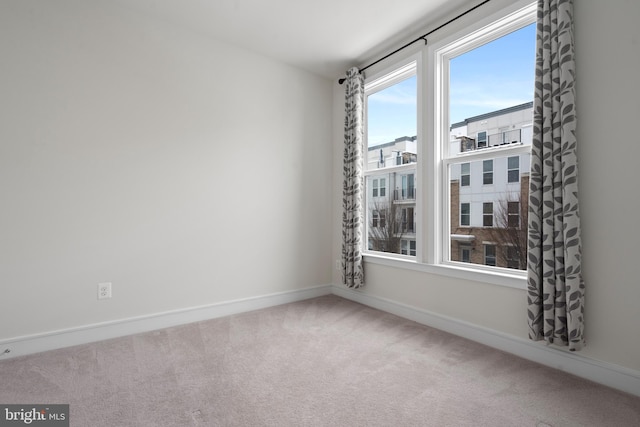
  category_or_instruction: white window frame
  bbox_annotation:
[362,0,535,289]
[460,162,470,187]
[363,53,421,261]
[483,159,494,185]
[460,202,470,227]
[507,201,520,228]
[483,202,494,227]
[507,156,520,183]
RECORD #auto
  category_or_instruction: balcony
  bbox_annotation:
[393,187,416,202]
[460,129,522,152]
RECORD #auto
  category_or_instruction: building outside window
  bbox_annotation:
[477,131,487,149]
[508,156,520,183]
[483,160,493,185]
[484,244,497,266]
[461,163,470,187]
[460,203,470,226]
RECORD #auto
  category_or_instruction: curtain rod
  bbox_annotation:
[338,0,492,84]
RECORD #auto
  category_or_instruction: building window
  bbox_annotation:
[483,202,493,227]
[401,239,417,256]
[485,244,497,266]
[477,131,487,149]
[460,203,470,226]
[461,163,470,187]
[373,178,387,198]
[401,173,415,200]
[401,207,415,233]
[505,246,520,269]
[483,160,493,185]
[460,245,472,263]
[507,201,520,228]
[372,210,380,228]
[507,156,519,183]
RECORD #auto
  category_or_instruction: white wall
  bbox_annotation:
[0,0,333,340]
[332,0,640,374]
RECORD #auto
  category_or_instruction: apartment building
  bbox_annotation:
[366,102,533,268]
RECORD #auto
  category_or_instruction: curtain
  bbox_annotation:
[527,0,584,351]
[341,67,365,288]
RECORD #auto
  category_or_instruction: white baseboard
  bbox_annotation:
[331,284,640,398]
[0,284,332,360]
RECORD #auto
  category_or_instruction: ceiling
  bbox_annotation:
[115,0,475,79]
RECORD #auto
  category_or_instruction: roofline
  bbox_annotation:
[368,135,417,151]
[450,101,533,130]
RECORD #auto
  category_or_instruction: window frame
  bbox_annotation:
[483,159,494,185]
[483,202,494,227]
[507,156,520,183]
[361,0,535,289]
[362,53,421,261]
[460,162,470,187]
[460,202,470,227]
[477,131,487,149]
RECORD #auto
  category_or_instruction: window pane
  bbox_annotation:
[367,76,417,171]
[485,245,497,266]
[508,156,519,169]
[446,22,534,271]
[365,68,417,257]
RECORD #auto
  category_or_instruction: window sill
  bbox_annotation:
[363,253,527,290]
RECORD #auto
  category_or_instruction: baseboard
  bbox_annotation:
[331,284,640,398]
[0,284,332,360]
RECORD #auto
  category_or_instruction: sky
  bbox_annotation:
[367,23,536,147]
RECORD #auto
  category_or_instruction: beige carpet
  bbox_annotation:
[1,295,639,426]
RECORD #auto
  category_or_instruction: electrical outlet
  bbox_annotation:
[335,259,341,271]
[98,282,112,300]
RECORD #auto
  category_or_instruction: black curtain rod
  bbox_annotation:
[338,0,491,84]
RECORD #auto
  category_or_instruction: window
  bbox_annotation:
[372,178,387,198]
[483,160,493,185]
[401,239,417,256]
[440,1,535,276]
[507,201,520,228]
[484,244,497,266]
[505,245,520,269]
[483,202,493,227]
[460,203,470,226]
[477,131,487,149]
[362,0,535,285]
[401,173,415,200]
[364,58,418,258]
[507,156,519,183]
[460,245,472,263]
[401,207,415,233]
[460,163,470,187]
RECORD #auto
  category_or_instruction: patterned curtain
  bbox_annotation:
[527,0,584,351]
[341,67,365,288]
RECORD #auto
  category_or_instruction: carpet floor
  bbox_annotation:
[1,295,639,426]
